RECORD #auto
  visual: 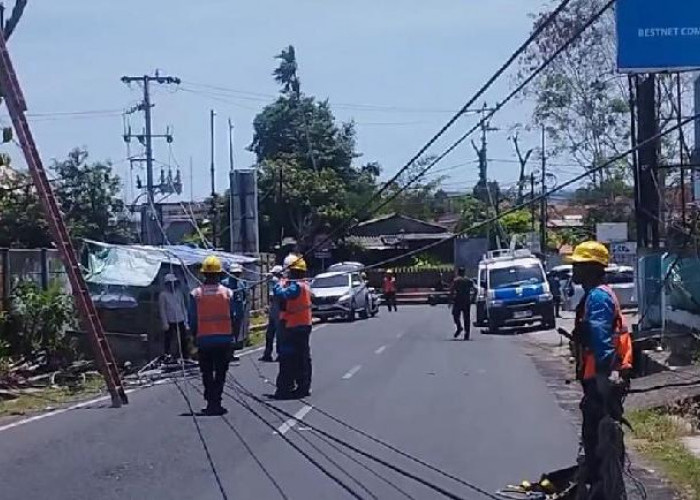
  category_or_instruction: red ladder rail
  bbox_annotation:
[0,32,127,407]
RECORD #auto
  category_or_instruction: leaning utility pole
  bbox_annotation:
[121,72,180,244]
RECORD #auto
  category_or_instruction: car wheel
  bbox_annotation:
[487,318,499,335]
[346,302,356,322]
[319,316,328,323]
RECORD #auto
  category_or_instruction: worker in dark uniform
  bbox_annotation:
[451,267,474,340]
[272,256,313,400]
[570,241,633,499]
[547,271,562,318]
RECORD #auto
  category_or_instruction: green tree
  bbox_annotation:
[249,46,378,249]
[0,149,133,248]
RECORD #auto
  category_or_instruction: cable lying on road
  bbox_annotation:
[246,357,502,499]
[230,378,490,500]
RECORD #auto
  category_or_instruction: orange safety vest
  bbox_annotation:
[283,281,313,329]
[192,284,233,337]
[383,277,396,294]
[575,285,633,380]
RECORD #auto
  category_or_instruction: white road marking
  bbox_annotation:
[374,345,387,355]
[275,405,312,435]
[342,365,362,380]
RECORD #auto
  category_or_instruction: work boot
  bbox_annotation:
[259,356,274,363]
[453,327,463,339]
[270,392,297,401]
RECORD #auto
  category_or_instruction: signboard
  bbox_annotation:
[596,223,628,243]
[611,242,637,266]
[617,0,700,72]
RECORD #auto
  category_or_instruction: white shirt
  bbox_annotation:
[158,288,189,331]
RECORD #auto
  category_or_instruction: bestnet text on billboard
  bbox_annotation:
[617,0,700,72]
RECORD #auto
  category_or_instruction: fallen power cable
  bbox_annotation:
[230,378,490,500]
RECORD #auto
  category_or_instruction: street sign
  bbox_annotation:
[611,242,637,266]
[314,250,331,260]
[617,0,700,72]
[596,223,628,243]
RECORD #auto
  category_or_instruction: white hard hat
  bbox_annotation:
[271,265,284,275]
[283,253,298,268]
[164,273,178,283]
[229,263,243,274]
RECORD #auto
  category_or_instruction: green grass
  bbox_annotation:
[628,409,700,499]
[0,376,105,418]
[244,313,268,348]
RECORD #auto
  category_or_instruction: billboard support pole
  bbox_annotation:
[629,75,643,249]
[636,74,661,249]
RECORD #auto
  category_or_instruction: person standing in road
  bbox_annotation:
[451,267,473,340]
[260,265,284,363]
[222,263,247,363]
[159,273,190,358]
[272,256,313,400]
[382,269,398,312]
[570,241,633,499]
[189,256,236,416]
[547,272,562,318]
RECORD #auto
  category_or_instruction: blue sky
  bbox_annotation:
[3,0,577,203]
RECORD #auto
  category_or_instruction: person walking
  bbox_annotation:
[189,256,236,416]
[222,263,247,363]
[272,256,313,400]
[382,270,398,312]
[260,265,284,362]
[158,273,190,358]
[547,271,562,318]
[451,267,473,340]
[570,241,633,499]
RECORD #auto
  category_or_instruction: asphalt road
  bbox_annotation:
[0,306,580,500]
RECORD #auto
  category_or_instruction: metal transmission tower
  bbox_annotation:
[121,72,181,244]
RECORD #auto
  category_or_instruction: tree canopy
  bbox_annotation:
[0,148,133,248]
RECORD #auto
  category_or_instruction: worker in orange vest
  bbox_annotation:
[570,241,633,498]
[382,269,398,312]
[189,255,237,416]
[272,255,313,400]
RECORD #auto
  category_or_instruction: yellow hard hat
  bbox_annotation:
[288,256,307,272]
[201,255,223,274]
[568,241,609,267]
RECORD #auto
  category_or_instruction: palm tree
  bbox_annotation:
[274,45,300,96]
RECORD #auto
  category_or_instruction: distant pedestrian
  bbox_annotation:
[547,272,562,318]
[260,265,284,363]
[189,256,236,416]
[272,256,313,400]
[451,267,473,340]
[382,270,398,312]
[158,273,189,358]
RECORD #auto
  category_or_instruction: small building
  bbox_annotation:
[346,213,453,266]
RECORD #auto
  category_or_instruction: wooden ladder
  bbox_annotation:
[0,31,127,407]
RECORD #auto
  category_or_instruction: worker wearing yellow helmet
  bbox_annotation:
[188,255,237,415]
[569,241,632,494]
[271,254,313,400]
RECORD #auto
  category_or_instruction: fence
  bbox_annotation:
[1,248,69,309]
[365,265,454,291]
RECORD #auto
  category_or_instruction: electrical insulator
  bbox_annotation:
[2,127,12,143]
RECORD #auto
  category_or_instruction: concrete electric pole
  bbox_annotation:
[121,72,181,244]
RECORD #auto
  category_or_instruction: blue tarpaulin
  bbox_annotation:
[84,240,257,287]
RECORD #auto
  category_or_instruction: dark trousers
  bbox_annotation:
[553,297,561,317]
[263,315,278,359]
[276,325,312,396]
[452,304,471,338]
[384,292,398,311]
[580,379,625,496]
[199,344,232,408]
[164,322,187,356]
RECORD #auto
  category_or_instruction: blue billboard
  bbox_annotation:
[617,0,700,72]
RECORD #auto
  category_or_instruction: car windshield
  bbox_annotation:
[606,270,634,284]
[312,275,349,288]
[489,264,544,289]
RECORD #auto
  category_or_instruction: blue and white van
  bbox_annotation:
[479,249,555,333]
